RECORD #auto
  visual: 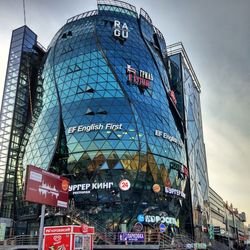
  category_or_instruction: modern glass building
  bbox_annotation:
[0,0,209,240]
[167,43,210,241]
[0,26,45,236]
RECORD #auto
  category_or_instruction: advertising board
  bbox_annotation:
[43,233,71,250]
[24,165,69,208]
[43,225,95,250]
[118,233,144,242]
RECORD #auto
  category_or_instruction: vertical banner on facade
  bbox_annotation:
[24,165,69,208]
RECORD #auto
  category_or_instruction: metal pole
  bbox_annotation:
[38,204,45,250]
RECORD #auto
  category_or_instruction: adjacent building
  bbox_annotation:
[209,187,247,248]
[0,0,210,240]
[168,43,210,242]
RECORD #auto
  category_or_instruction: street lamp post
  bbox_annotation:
[38,204,46,250]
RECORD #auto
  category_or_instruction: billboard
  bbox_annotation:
[24,165,69,208]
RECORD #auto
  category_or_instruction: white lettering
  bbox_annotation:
[155,129,184,147]
[69,182,114,195]
[68,123,122,134]
[145,215,177,225]
[68,126,77,134]
[165,187,186,198]
[114,29,120,37]
[113,20,128,39]
[114,20,120,28]
[122,23,128,38]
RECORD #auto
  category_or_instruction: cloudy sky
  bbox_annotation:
[0,0,249,224]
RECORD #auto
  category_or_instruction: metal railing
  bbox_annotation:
[0,232,200,250]
[63,207,198,248]
[0,235,38,249]
[68,207,116,244]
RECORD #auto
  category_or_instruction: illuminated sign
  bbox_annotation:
[0,223,6,241]
[126,65,152,89]
[119,179,131,191]
[24,165,69,208]
[118,233,144,242]
[165,187,186,198]
[133,222,143,232]
[68,123,122,134]
[69,182,114,195]
[113,20,128,40]
[144,215,178,226]
[152,184,161,193]
[159,223,166,233]
[155,129,184,147]
[137,214,144,223]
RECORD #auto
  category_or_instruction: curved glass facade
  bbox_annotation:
[23,1,192,234]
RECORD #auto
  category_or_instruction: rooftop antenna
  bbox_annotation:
[23,0,27,25]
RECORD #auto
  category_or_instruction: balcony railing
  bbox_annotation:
[0,232,197,250]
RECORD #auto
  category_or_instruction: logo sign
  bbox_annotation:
[155,129,184,147]
[126,65,152,89]
[24,165,69,208]
[133,222,143,232]
[152,184,161,193]
[69,182,113,195]
[165,187,186,198]
[137,214,145,223]
[118,233,144,242]
[159,223,166,233]
[68,123,122,134]
[119,179,131,191]
[145,215,177,226]
[0,223,6,241]
[53,235,62,242]
[209,224,214,240]
[81,224,89,233]
[113,20,128,40]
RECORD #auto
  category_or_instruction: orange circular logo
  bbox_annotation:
[62,180,69,191]
[152,184,161,193]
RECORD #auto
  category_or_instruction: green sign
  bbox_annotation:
[209,224,214,240]
[0,223,6,241]
[194,243,207,249]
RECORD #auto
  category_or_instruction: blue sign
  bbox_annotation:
[118,233,144,242]
[137,214,144,223]
[159,223,166,232]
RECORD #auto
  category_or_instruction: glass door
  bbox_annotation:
[83,235,91,250]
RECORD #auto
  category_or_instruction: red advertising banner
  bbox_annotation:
[44,226,73,235]
[43,225,95,250]
[44,233,71,250]
[24,165,69,208]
